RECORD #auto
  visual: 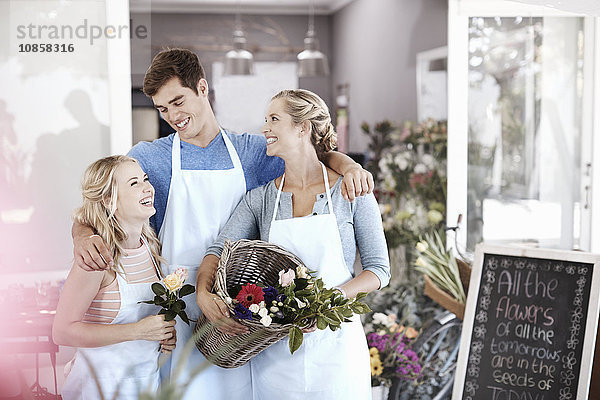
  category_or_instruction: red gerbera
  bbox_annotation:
[235,283,264,307]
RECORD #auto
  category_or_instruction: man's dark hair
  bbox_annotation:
[142,48,205,97]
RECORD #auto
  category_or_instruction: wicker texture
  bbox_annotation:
[194,239,308,368]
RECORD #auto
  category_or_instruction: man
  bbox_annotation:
[72,48,373,399]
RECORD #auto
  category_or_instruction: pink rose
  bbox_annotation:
[174,267,188,281]
[278,269,296,287]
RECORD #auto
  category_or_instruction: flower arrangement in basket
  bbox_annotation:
[414,231,471,320]
[365,312,421,387]
[194,239,371,368]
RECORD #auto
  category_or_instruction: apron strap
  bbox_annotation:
[320,162,334,215]
[221,129,243,170]
[271,173,286,223]
[271,162,334,223]
[172,133,182,173]
[173,129,238,174]
[141,235,163,279]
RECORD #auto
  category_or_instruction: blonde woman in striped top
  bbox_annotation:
[53,155,176,399]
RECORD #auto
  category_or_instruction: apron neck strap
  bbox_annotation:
[272,173,286,223]
[140,235,163,279]
[321,162,334,215]
[271,162,333,223]
[172,128,237,173]
[172,133,182,172]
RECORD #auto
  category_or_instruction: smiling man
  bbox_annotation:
[71,48,373,399]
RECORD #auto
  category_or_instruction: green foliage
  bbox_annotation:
[414,231,465,304]
[141,283,195,324]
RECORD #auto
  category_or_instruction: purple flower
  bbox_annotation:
[404,349,418,362]
[412,364,422,374]
[234,303,253,320]
[276,294,287,303]
[263,286,278,304]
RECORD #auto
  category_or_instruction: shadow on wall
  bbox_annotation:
[0,90,109,271]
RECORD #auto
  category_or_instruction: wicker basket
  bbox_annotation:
[423,259,472,320]
[194,239,309,368]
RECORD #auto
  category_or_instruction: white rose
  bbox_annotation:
[421,154,435,169]
[296,265,309,279]
[270,306,279,313]
[249,304,260,313]
[372,312,388,326]
[394,154,409,171]
[414,163,427,174]
[260,315,272,327]
[258,307,269,317]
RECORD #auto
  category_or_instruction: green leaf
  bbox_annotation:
[164,310,177,321]
[294,278,309,290]
[322,312,339,325]
[355,292,367,301]
[178,311,190,325]
[172,299,186,313]
[138,300,155,305]
[154,295,164,305]
[315,279,324,291]
[341,308,353,318]
[316,315,328,330]
[289,325,304,354]
[152,282,166,296]
[333,308,345,320]
[178,284,195,297]
[350,303,371,314]
[158,309,166,315]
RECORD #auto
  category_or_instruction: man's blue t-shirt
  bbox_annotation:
[127,130,285,233]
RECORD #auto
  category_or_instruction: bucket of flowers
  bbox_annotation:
[194,239,371,368]
[365,312,422,394]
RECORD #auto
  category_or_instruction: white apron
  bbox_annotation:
[252,163,371,400]
[158,131,251,400]
[61,238,162,400]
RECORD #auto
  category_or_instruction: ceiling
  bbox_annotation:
[130,0,600,16]
[129,0,356,15]
[511,0,600,15]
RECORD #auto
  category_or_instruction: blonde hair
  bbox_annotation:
[272,89,337,153]
[73,155,164,276]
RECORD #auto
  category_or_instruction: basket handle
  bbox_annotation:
[214,239,234,312]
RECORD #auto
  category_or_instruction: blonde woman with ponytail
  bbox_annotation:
[197,89,391,399]
[53,155,176,400]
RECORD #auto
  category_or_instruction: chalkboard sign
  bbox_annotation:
[453,245,600,400]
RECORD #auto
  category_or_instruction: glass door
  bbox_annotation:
[447,0,599,254]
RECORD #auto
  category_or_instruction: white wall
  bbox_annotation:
[332,0,448,153]
[0,0,131,280]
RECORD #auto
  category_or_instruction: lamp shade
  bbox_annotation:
[297,30,329,77]
[224,30,254,75]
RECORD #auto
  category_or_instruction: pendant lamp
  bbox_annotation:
[224,12,254,75]
[297,0,329,77]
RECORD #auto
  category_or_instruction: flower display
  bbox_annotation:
[362,119,447,269]
[363,311,422,387]
[140,269,195,324]
[228,265,371,354]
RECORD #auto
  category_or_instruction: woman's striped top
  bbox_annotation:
[82,242,159,324]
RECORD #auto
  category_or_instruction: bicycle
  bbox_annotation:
[387,216,470,400]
